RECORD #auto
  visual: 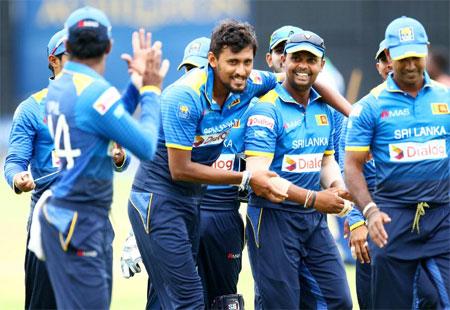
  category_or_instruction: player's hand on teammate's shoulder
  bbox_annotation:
[250,170,288,203]
[350,225,371,264]
[13,171,36,193]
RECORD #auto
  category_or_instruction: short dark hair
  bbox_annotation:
[66,30,110,60]
[210,19,258,58]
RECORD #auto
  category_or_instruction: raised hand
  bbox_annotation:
[142,40,170,89]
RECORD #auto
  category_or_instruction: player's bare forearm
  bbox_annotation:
[168,147,243,184]
[344,151,373,211]
[314,76,352,116]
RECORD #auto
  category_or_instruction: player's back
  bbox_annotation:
[46,62,116,208]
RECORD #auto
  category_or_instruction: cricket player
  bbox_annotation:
[244,30,352,309]
[36,6,168,309]
[345,16,450,309]
[178,37,210,72]
[4,29,68,310]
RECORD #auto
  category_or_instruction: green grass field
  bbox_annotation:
[0,174,357,309]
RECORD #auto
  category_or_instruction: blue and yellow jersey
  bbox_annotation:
[46,61,160,211]
[245,83,335,212]
[132,65,278,201]
[4,88,59,202]
[346,72,450,205]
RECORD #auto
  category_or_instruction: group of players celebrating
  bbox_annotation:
[5,5,449,310]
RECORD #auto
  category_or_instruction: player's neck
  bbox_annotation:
[283,81,311,108]
[212,77,230,107]
[70,56,106,76]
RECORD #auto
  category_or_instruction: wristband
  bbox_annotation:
[309,191,317,208]
[362,202,377,218]
[239,171,252,191]
[304,190,313,208]
[140,85,161,95]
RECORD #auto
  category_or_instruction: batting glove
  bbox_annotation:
[120,229,143,278]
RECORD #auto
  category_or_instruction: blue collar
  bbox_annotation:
[63,61,104,80]
[277,83,322,107]
[386,71,433,93]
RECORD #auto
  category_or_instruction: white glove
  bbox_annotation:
[120,229,143,278]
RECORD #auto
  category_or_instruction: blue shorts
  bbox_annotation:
[370,203,450,309]
[246,206,352,309]
[128,191,204,309]
[198,208,244,306]
[40,202,114,309]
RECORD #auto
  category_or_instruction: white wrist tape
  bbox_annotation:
[337,199,354,217]
[239,171,252,191]
[268,177,291,196]
[362,202,377,218]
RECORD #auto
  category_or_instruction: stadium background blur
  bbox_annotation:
[0,0,448,308]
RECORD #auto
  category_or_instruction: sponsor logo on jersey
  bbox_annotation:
[204,120,235,134]
[232,119,240,128]
[249,71,262,84]
[431,103,449,115]
[247,115,275,130]
[93,87,120,115]
[399,27,414,42]
[284,119,302,129]
[228,98,241,108]
[211,153,235,171]
[193,131,229,148]
[381,108,410,119]
[389,139,447,162]
[227,252,241,260]
[315,114,329,126]
[282,153,323,173]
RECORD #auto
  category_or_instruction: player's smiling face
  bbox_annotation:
[393,56,426,86]
[283,50,324,91]
[209,45,254,93]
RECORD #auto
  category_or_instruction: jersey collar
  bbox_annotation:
[277,83,322,107]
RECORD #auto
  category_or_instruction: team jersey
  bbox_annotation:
[245,83,335,212]
[346,72,450,205]
[45,61,160,211]
[4,88,59,202]
[132,65,278,201]
[200,99,257,209]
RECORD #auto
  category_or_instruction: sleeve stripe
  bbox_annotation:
[350,220,366,232]
[244,150,274,158]
[166,143,192,151]
[324,150,335,155]
[345,146,370,151]
[140,85,161,95]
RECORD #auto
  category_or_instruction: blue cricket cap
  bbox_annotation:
[65,6,112,43]
[284,30,325,58]
[375,39,387,60]
[385,16,428,61]
[47,29,67,56]
[269,25,303,51]
[177,37,210,70]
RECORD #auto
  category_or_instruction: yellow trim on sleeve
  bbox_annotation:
[324,150,335,155]
[166,143,193,151]
[258,89,278,104]
[140,85,161,95]
[350,220,366,232]
[244,150,274,158]
[345,146,370,152]
[369,81,387,99]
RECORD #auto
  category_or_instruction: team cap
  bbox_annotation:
[47,29,67,56]
[269,25,303,51]
[385,16,429,61]
[375,39,387,60]
[284,30,325,58]
[65,6,112,43]
[177,37,210,70]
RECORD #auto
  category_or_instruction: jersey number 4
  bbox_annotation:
[48,114,81,169]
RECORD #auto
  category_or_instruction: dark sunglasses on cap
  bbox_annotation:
[287,31,326,50]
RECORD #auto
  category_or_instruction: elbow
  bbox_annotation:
[169,167,187,181]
